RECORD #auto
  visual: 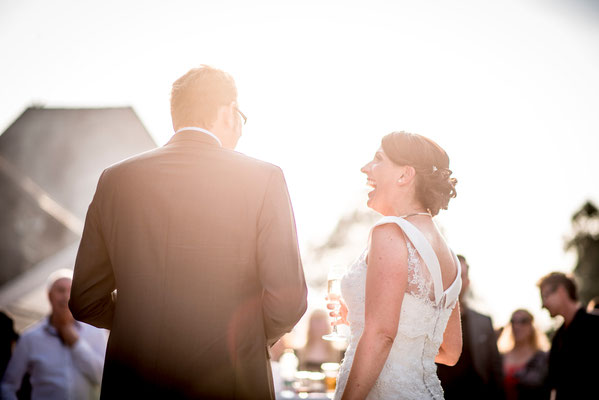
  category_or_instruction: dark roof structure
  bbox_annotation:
[0,107,157,329]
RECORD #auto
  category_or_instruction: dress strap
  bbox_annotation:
[373,216,444,306]
[445,250,462,306]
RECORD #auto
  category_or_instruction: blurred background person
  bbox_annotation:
[497,309,550,400]
[0,312,18,380]
[296,309,342,372]
[538,272,599,400]
[1,269,107,400]
[269,334,291,398]
[437,254,504,400]
[586,296,599,316]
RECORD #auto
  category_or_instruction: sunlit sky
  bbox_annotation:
[2,0,599,330]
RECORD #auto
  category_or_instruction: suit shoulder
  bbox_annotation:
[219,151,287,187]
[468,308,494,325]
[102,147,162,174]
[224,150,282,173]
[82,148,158,190]
[582,311,599,327]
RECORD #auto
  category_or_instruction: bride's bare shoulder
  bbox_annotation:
[368,223,409,264]
[369,221,408,244]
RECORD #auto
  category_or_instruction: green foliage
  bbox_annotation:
[567,201,599,305]
[304,209,379,289]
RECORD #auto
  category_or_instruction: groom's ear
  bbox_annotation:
[212,102,241,149]
[218,102,236,128]
[210,103,231,130]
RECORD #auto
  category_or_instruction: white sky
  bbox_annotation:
[1,0,599,330]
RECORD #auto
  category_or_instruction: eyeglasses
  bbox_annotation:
[540,285,558,302]
[235,107,247,125]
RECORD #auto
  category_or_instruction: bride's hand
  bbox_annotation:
[326,293,349,326]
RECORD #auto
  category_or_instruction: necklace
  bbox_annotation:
[400,212,432,218]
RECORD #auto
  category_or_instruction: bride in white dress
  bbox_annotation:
[329,131,462,400]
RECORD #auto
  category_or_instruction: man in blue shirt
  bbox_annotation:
[1,269,107,400]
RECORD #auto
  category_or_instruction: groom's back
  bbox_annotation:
[74,133,304,399]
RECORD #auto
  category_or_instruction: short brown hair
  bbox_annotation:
[170,65,237,130]
[537,272,578,301]
[381,131,457,216]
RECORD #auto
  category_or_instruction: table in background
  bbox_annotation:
[278,390,333,400]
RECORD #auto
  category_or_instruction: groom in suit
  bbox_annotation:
[69,66,308,399]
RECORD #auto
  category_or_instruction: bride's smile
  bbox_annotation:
[360,146,412,215]
[366,179,376,197]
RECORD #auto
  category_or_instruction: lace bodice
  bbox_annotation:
[334,217,461,400]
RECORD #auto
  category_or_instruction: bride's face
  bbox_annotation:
[361,147,406,214]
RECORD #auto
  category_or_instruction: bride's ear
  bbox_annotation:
[396,166,416,186]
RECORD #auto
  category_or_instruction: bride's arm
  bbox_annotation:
[340,224,408,400]
[435,301,462,365]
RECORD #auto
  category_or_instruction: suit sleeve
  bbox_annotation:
[256,167,308,346]
[69,171,116,329]
[486,316,505,400]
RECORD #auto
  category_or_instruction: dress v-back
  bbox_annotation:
[334,216,462,400]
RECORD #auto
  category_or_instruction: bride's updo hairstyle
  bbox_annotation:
[381,131,457,216]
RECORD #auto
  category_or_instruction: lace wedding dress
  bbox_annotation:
[334,216,462,400]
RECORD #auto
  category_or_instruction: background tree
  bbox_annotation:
[566,201,599,305]
[304,209,379,289]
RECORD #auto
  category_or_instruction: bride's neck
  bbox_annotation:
[389,199,428,218]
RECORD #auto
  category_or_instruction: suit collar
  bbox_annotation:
[166,130,222,148]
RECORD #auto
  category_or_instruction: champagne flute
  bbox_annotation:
[323,265,347,341]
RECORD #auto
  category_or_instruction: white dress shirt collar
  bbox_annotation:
[175,127,222,147]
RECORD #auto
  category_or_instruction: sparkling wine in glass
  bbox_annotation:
[323,265,347,341]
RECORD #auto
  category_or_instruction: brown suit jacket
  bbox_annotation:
[69,131,308,399]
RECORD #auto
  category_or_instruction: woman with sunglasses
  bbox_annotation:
[498,309,550,400]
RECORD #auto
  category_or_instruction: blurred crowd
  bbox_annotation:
[271,255,599,400]
[1,258,598,399]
